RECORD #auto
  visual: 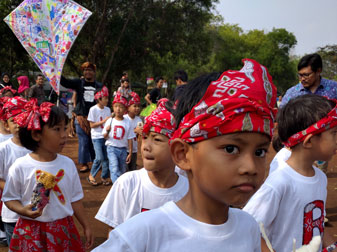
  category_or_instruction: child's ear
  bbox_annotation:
[170,138,192,171]
[3,121,10,132]
[302,133,314,148]
[31,130,42,142]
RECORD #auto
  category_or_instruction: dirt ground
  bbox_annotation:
[1,137,337,251]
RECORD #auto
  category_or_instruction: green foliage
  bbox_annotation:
[317,45,337,81]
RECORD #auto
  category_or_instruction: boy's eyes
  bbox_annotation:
[224,145,239,154]
[255,149,267,158]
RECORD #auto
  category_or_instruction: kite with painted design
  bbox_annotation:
[4,0,92,94]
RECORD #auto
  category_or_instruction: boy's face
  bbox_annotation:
[128,104,141,116]
[3,91,13,98]
[99,96,109,107]
[311,126,337,161]
[188,132,270,207]
[122,81,129,89]
[113,102,126,117]
[142,132,174,172]
[5,117,19,135]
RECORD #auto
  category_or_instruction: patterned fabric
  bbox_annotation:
[113,92,128,107]
[283,100,337,148]
[14,98,54,130]
[0,96,27,121]
[171,59,277,143]
[280,78,337,108]
[128,92,141,106]
[9,216,84,252]
[0,86,17,96]
[94,86,109,100]
[0,97,9,120]
[143,98,176,139]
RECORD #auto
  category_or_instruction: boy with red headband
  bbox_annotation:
[87,86,111,186]
[95,99,188,234]
[103,93,134,183]
[0,97,31,245]
[244,94,337,252]
[93,59,276,251]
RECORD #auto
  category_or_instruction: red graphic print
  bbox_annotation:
[303,200,324,245]
[113,125,125,140]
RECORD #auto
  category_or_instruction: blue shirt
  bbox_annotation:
[280,77,337,107]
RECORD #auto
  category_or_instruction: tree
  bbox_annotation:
[317,45,337,81]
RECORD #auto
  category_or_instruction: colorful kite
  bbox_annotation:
[4,0,92,94]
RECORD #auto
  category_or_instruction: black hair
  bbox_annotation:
[19,105,69,151]
[1,89,14,97]
[121,78,129,83]
[167,72,221,127]
[155,76,164,85]
[36,74,44,80]
[174,70,188,82]
[277,94,335,146]
[298,53,322,72]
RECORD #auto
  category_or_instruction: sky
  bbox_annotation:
[215,0,337,56]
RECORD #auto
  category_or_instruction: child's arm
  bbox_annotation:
[126,139,132,164]
[89,116,110,129]
[145,93,152,104]
[5,200,42,219]
[103,125,110,139]
[0,179,5,190]
[72,199,94,250]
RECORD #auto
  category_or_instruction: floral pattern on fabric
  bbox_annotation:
[128,92,141,106]
[0,96,27,121]
[94,86,109,100]
[113,92,128,107]
[0,86,17,96]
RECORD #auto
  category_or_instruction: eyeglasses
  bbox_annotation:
[298,71,314,79]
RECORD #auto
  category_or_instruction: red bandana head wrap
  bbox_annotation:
[113,92,128,107]
[1,96,27,121]
[283,100,337,148]
[14,98,55,130]
[128,92,141,106]
[0,97,9,121]
[171,59,277,143]
[143,98,176,138]
[94,86,109,100]
[0,86,17,96]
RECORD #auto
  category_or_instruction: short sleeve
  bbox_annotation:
[91,230,133,252]
[87,106,95,123]
[95,176,128,227]
[2,163,23,202]
[127,125,136,140]
[70,161,84,202]
[102,118,112,135]
[0,147,6,180]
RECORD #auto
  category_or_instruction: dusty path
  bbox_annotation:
[0,137,336,251]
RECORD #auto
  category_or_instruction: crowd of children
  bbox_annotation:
[0,57,335,252]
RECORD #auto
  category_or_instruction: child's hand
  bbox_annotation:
[22,204,43,219]
[103,116,111,123]
[126,153,132,164]
[84,226,94,250]
[134,126,143,135]
[106,125,111,132]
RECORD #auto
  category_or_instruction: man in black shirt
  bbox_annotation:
[145,76,164,105]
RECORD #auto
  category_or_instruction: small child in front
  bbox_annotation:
[103,92,135,183]
[2,99,93,251]
[92,59,277,252]
[244,94,337,252]
[95,99,188,233]
[87,86,111,186]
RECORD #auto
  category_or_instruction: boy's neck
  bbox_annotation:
[114,115,124,121]
[147,166,178,188]
[128,112,135,119]
[97,103,104,109]
[286,148,316,177]
[11,135,23,147]
[30,148,57,162]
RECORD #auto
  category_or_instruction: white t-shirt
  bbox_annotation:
[0,138,31,222]
[93,201,261,252]
[123,114,142,153]
[0,133,12,143]
[95,168,188,227]
[2,154,84,223]
[103,118,135,148]
[88,104,111,139]
[269,147,291,174]
[243,162,327,252]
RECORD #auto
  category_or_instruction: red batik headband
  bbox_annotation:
[94,86,109,100]
[14,98,54,130]
[170,59,277,143]
[128,92,141,106]
[0,97,9,121]
[143,98,176,139]
[113,92,128,107]
[0,86,17,96]
[1,96,27,121]
[283,101,337,148]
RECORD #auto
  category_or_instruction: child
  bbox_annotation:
[0,96,31,245]
[0,97,12,143]
[116,78,132,99]
[95,99,188,233]
[124,91,143,171]
[244,94,337,251]
[87,86,111,186]
[2,99,94,251]
[92,59,277,251]
[103,92,135,183]
[0,86,16,98]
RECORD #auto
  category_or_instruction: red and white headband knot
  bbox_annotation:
[1,96,27,121]
[283,100,337,148]
[128,92,141,106]
[0,86,17,96]
[143,98,176,139]
[94,86,109,100]
[170,59,277,143]
[14,98,54,130]
[113,92,128,107]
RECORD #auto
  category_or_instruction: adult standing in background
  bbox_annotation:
[61,62,103,173]
[280,53,337,107]
[144,76,164,105]
[0,73,12,88]
[28,74,46,104]
[171,70,188,101]
[17,76,30,99]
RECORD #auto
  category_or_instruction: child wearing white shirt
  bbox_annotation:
[87,86,111,186]
[103,93,135,183]
[96,99,188,233]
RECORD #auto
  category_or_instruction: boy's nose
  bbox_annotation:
[239,154,258,175]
